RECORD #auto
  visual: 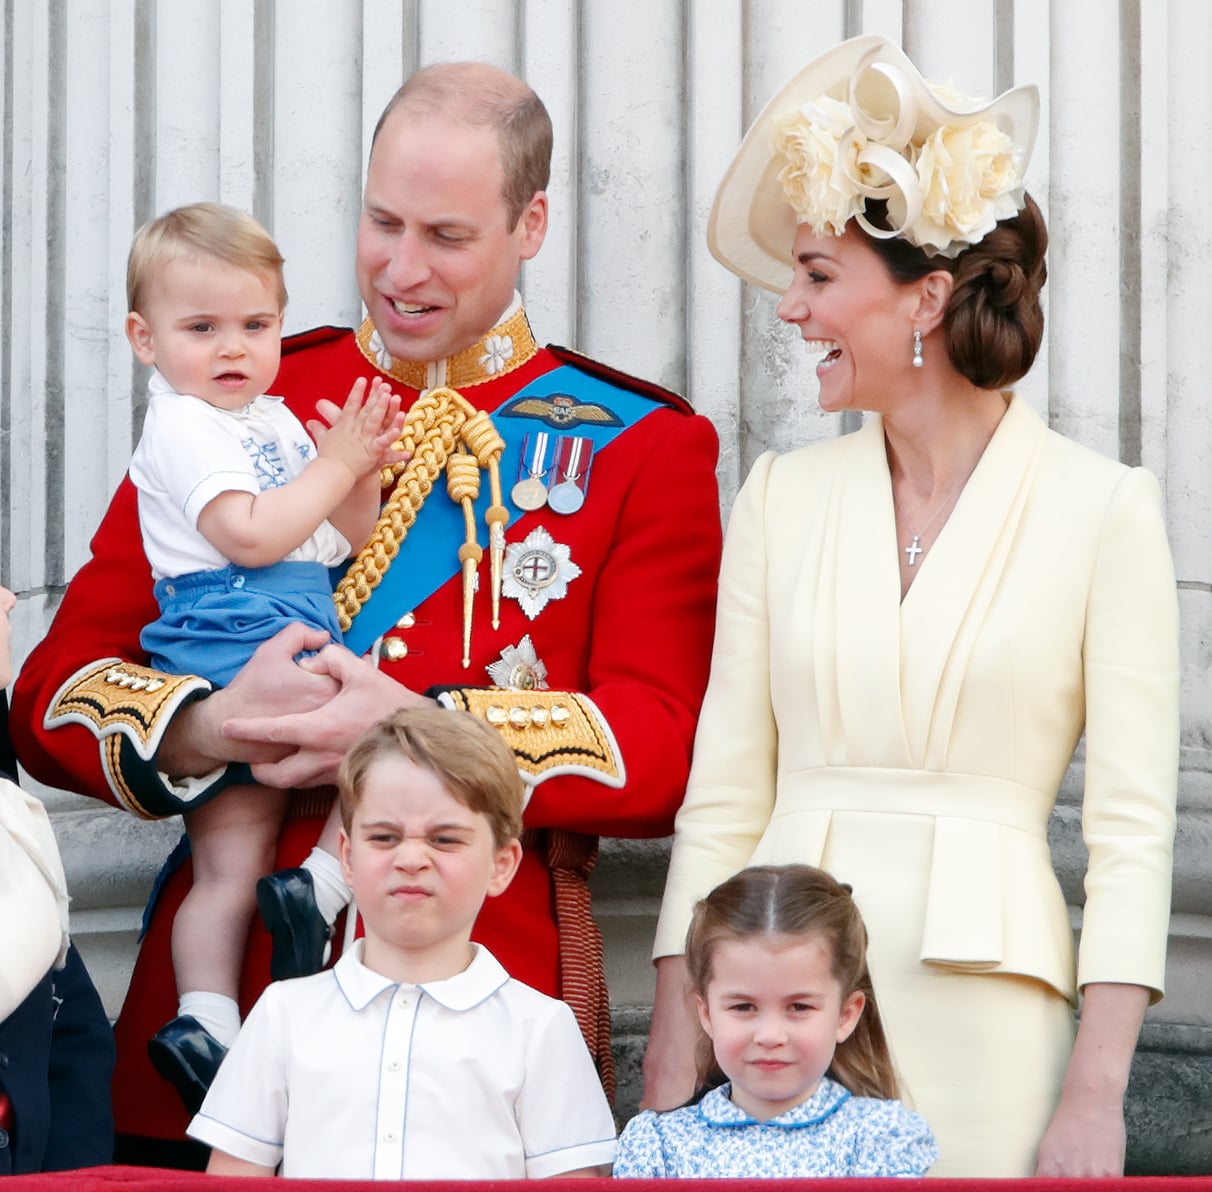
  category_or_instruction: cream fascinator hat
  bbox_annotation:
[708,36,1040,293]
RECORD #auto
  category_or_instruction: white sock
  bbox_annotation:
[301,847,352,926]
[178,992,241,1049]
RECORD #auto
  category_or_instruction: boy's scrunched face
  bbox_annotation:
[338,754,521,982]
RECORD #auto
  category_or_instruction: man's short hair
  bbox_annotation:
[338,706,524,848]
[372,62,553,230]
[127,202,288,314]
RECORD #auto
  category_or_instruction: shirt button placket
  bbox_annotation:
[373,989,418,1180]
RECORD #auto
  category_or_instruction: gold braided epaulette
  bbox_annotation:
[440,689,625,788]
[334,386,507,663]
[44,659,211,762]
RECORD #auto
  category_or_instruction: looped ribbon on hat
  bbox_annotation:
[835,48,924,243]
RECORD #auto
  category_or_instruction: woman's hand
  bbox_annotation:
[1034,982,1149,1176]
[640,955,701,1110]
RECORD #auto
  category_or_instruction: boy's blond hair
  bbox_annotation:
[127,202,288,314]
[338,707,524,848]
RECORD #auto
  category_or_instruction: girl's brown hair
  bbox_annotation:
[684,864,899,1101]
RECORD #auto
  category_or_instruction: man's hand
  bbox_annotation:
[222,644,433,789]
[158,624,340,778]
[308,377,406,479]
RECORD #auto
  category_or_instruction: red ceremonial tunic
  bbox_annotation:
[10,309,721,1150]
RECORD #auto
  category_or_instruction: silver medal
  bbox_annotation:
[548,436,592,517]
[547,481,585,515]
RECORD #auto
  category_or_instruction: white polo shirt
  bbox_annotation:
[188,942,617,1179]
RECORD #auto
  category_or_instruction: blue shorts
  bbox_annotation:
[141,561,343,688]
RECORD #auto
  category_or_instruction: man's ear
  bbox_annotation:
[910,270,954,335]
[125,311,156,366]
[517,191,548,262]
[486,837,523,897]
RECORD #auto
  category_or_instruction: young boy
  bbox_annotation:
[124,203,405,1109]
[187,706,617,1179]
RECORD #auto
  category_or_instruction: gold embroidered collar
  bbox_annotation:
[354,306,538,390]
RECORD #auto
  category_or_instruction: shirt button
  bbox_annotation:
[397,995,410,1008]
[388,1059,402,1071]
[232,574,246,588]
[383,1131,398,1144]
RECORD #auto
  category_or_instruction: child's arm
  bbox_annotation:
[207,1149,277,1178]
[197,378,403,568]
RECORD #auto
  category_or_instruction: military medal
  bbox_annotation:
[511,431,551,511]
[487,634,549,691]
[502,526,582,619]
[548,436,592,515]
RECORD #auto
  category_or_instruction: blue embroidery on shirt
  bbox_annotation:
[241,437,289,490]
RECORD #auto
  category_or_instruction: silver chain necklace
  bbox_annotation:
[891,483,963,566]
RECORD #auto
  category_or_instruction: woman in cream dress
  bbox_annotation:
[641,37,1179,1178]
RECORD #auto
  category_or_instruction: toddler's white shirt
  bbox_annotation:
[130,373,351,581]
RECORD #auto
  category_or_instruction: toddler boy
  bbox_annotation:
[124,202,404,1110]
[187,706,617,1179]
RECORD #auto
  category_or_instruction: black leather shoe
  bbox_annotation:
[256,867,331,981]
[147,1015,227,1117]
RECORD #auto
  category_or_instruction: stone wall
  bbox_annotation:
[3,0,1210,1174]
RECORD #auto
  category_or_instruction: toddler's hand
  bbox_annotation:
[312,377,406,478]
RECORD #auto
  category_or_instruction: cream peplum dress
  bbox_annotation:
[654,395,1179,1177]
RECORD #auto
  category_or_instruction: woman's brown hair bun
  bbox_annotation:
[860,192,1048,390]
[944,193,1047,389]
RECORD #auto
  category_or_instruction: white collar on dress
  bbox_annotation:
[696,1077,851,1129]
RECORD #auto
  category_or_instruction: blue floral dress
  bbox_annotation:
[613,1078,937,1178]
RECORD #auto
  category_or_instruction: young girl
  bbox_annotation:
[616,865,937,1178]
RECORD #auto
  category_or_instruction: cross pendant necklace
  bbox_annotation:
[892,482,963,567]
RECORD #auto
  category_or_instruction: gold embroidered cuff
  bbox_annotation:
[44,659,212,763]
[440,689,625,788]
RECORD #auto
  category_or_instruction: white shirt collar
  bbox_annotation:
[147,369,282,411]
[333,940,511,1013]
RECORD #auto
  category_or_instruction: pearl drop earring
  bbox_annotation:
[912,329,924,368]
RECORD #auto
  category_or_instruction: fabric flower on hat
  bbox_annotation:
[772,96,866,237]
[912,120,1023,255]
[771,61,1027,258]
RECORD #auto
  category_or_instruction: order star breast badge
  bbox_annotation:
[503,527,582,620]
[486,634,550,690]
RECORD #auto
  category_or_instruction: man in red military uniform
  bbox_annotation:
[11,62,720,1164]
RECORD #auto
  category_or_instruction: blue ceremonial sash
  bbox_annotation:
[341,364,665,656]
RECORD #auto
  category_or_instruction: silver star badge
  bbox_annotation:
[486,634,549,691]
[502,526,582,620]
